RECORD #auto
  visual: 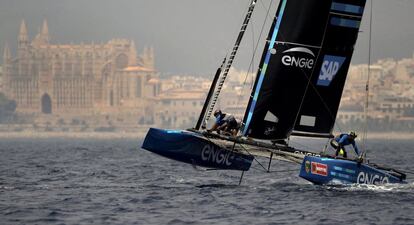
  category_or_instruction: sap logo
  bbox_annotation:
[281,47,315,69]
[317,55,346,86]
[201,144,234,166]
[357,172,389,185]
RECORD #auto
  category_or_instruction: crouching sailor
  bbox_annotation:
[208,109,240,136]
[330,131,360,159]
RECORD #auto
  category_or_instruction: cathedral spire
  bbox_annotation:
[3,42,11,60]
[40,19,50,43]
[18,19,28,46]
[19,20,28,37]
[128,40,137,66]
[41,19,49,41]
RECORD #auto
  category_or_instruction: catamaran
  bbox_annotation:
[142,0,407,185]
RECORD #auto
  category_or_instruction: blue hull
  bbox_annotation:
[142,128,254,171]
[299,156,404,185]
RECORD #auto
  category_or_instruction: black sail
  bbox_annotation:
[242,0,366,140]
[293,0,367,136]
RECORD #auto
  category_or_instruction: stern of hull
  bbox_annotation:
[299,156,404,185]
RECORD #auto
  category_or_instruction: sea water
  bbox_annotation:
[1,137,413,225]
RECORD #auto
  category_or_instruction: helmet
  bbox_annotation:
[349,131,357,138]
[213,109,222,118]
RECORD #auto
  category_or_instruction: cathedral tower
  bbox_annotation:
[141,47,154,70]
[128,40,137,66]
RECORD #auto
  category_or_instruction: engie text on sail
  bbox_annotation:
[281,47,316,69]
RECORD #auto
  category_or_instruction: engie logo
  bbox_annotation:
[281,47,315,69]
[317,55,346,86]
[201,144,234,166]
[357,172,389,185]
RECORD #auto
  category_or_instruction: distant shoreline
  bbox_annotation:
[357,132,414,140]
[0,131,148,139]
[0,130,413,140]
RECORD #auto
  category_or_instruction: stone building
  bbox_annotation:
[155,89,205,128]
[2,19,157,116]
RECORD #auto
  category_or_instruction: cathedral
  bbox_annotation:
[2,19,158,116]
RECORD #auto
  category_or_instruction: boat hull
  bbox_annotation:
[141,128,254,171]
[299,156,404,185]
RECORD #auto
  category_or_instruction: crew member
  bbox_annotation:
[208,109,239,136]
[330,131,360,158]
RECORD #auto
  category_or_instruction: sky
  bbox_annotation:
[0,0,413,74]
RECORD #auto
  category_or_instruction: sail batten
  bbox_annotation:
[275,41,321,49]
[242,0,366,140]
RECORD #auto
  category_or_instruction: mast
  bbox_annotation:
[195,57,226,130]
[198,0,258,129]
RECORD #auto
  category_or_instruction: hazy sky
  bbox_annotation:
[1,0,413,74]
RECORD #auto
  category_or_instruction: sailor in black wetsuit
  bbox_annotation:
[208,109,239,136]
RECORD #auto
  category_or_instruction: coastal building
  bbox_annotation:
[336,109,366,124]
[218,88,250,120]
[2,19,157,116]
[153,72,254,129]
[155,88,205,128]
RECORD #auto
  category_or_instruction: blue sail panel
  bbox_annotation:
[330,17,361,29]
[331,2,364,15]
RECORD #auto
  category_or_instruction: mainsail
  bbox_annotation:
[242,0,366,140]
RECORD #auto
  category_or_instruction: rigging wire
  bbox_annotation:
[295,73,345,133]
[238,0,275,96]
[250,15,255,80]
[237,142,269,171]
[362,0,374,156]
[260,0,278,23]
[236,0,275,119]
[202,0,258,125]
